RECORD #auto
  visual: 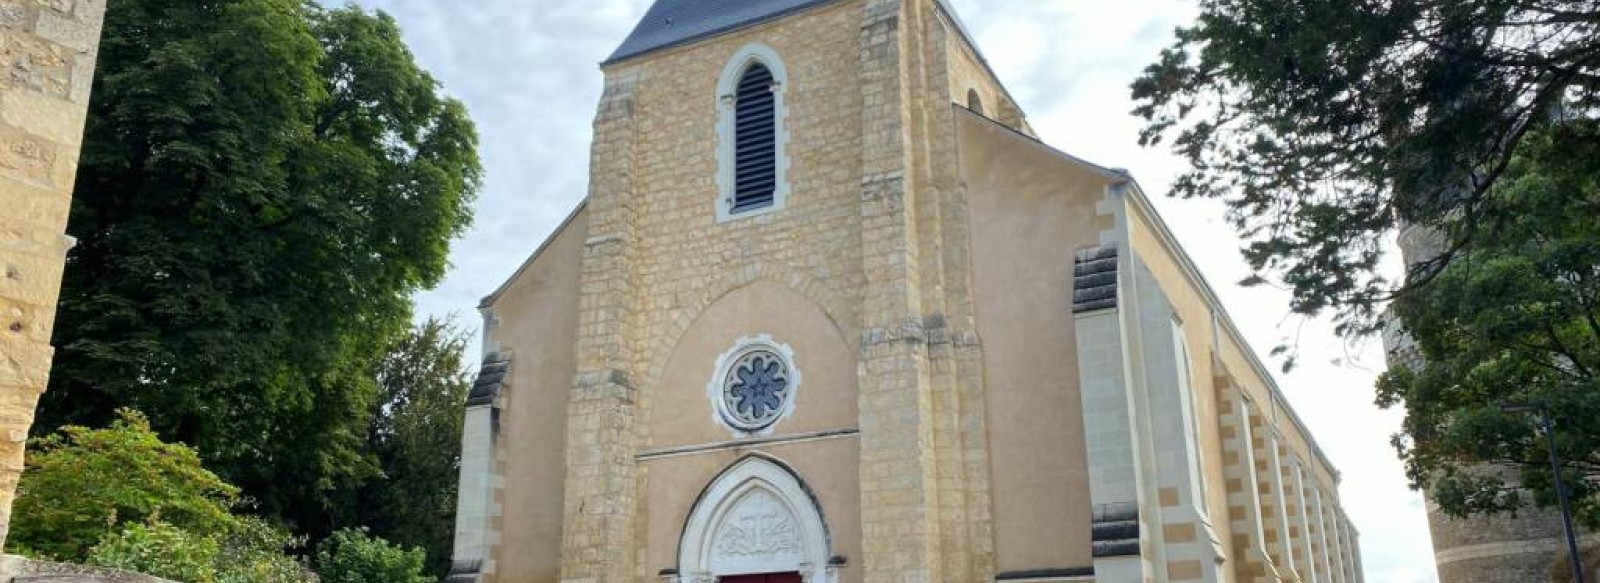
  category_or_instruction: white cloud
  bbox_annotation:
[342,0,1437,580]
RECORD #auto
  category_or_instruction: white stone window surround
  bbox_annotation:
[707,334,802,438]
[677,455,836,583]
[715,43,792,223]
[1171,317,1210,516]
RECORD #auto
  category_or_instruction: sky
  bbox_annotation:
[336,0,1437,580]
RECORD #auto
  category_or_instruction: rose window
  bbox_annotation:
[721,349,791,431]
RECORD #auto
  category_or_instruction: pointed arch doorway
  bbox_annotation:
[677,456,834,583]
[720,574,801,583]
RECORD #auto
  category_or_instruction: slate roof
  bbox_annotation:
[1073,243,1120,314]
[606,0,835,64]
[605,0,978,65]
[466,354,510,408]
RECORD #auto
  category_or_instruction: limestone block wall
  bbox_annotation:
[0,0,104,548]
[549,1,1027,581]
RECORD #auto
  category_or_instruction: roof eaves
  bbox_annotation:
[955,106,1129,182]
[1118,179,1343,480]
[479,200,589,309]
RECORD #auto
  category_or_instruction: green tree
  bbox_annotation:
[356,317,472,577]
[40,0,480,538]
[10,410,240,561]
[1377,120,1600,526]
[314,528,434,583]
[1132,0,1600,337]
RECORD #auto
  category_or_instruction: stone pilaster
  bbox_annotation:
[1127,255,1223,583]
[1262,431,1300,580]
[1312,488,1338,583]
[558,70,644,583]
[1324,506,1350,583]
[450,353,511,583]
[0,0,104,549]
[855,1,944,581]
[1073,242,1148,583]
[1289,459,1318,583]
[905,4,995,579]
[1219,386,1276,582]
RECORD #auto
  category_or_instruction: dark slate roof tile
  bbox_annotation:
[466,354,511,408]
[607,0,978,66]
[606,0,837,64]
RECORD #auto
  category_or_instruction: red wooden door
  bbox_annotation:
[720,574,802,583]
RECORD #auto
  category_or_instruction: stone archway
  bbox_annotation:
[677,456,834,583]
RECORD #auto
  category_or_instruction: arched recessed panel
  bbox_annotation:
[967,89,985,116]
[678,456,831,581]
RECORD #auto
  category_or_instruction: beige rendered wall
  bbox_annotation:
[957,108,1104,574]
[647,279,858,449]
[481,207,588,583]
[0,0,104,547]
[639,278,862,579]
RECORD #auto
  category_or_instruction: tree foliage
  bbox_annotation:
[40,0,479,537]
[10,410,240,561]
[89,522,223,583]
[88,518,310,583]
[313,528,434,583]
[354,317,471,577]
[1377,119,1600,526]
[1133,0,1600,336]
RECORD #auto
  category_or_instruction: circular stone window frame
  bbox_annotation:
[707,334,801,438]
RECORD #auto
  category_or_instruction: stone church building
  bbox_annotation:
[446,1,1365,582]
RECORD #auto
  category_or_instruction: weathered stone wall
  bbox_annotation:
[1386,200,1572,583]
[0,0,103,548]
[0,555,176,583]
[1429,491,1577,583]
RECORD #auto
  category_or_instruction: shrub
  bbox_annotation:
[314,528,434,583]
[87,518,312,583]
[88,522,220,583]
[11,410,239,561]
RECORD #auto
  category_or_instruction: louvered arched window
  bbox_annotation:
[716,45,789,222]
[733,63,777,212]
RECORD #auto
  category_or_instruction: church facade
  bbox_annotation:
[447,1,1364,582]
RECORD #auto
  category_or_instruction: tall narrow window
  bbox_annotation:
[966,89,985,116]
[1172,319,1210,511]
[733,63,777,212]
[716,44,788,223]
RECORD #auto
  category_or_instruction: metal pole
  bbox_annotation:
[1539,402,1587,583]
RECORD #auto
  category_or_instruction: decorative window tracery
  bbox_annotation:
[722,349,790,430]
[708,335,800,437]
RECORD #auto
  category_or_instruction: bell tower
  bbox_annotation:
[553,0,1029,581]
